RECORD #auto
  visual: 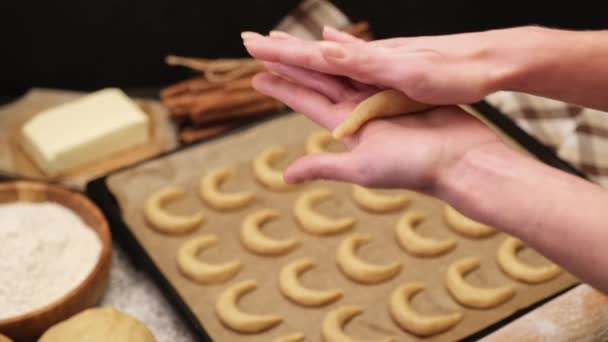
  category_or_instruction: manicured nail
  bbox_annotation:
[269,30,291,39]
[319,41,347,59]
[241,31,263,41]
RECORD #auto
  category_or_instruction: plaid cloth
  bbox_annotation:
[277,1,608,187]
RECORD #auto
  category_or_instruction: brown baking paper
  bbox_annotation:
[106,114,578,342]
[0,88,178,190]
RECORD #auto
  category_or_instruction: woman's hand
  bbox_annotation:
[253,62,501,194]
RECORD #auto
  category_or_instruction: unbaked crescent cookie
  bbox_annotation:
[351,185,410,213]
[446,257,515,309]
[144,185,205,235]
[253,146,295,191]
[215,280,283,333]
[279,257,343,307]
[497,237,561,283]
[293,188,356,235]
[443,205,496,238]
[177,234,241,284]
[396,211,457,257]
[240,209,300,256]
[389,282,463,337]
[274,332,305,342]
[322,305,395,342]
[332,89,434,139]
[199,167,255,210]
[337,233,401,284]
[306,130,334,154]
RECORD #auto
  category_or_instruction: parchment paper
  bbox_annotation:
[107,114,578,341]
[0,88,178,190]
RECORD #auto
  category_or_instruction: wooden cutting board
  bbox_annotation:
[0,88,179,190]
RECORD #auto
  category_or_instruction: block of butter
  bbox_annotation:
[20,88,150,176]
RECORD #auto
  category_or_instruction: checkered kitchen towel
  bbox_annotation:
[280,0,608,187]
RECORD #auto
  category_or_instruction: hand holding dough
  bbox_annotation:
[390,282,462,337]
[337,233,401,284]
[294,188,356,235]
[240,209,300,256]
[144,185,204,235]
[215,280,283,333]
[322,305,395,342]
[396,211,457,257]
[253,146,295,191]
[497,237,561,283]
[351,185,410,213]
[446,257,515,309]
[332,89,434,139]
[200,167,255,210]
[279,257,343,307]
[177,234,241,284]
[444,205,496,238]
[306,130,334,154]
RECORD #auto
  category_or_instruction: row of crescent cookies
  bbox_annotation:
[142,134,562,341]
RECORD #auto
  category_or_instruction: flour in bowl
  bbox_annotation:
[0,202,102,320]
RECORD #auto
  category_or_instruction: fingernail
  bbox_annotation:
[269,30,291,39]
[241,31,263,41]
[319,41,347,59]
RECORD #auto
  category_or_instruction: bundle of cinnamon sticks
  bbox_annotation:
[160,22,373,144]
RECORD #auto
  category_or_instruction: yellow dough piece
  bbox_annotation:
[215,280,283,333]
[389,282,463,337]
[240,209,300,256]
[337,233,401,284]
[351,185,410,213]
[443,205,496,238]
[177,234,241,284]
[279,257,343,307]
[199,167,255,210]
[294,188,356,235]
[306,130,334,154]
[446,257,515,309]
[144,185,204,235]
[396,211,457,257]
[322,305,395,342]
[253,146,294,191]
[274,333,305,342]
[332,89,434,139]
[497,237,561,283]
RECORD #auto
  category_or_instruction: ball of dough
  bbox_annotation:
[39,307,155,342]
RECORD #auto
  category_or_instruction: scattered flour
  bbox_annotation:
[0,202,101,320]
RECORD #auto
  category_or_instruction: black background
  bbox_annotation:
[3,1,608,97]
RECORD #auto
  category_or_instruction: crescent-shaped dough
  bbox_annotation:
[200,167,255,210]
[274,333,305,342]
[446,257,515,309]
[396,211,457,257]
[351,185,410,213]
[337,233,401,284]
[294,188,356,235]
[497,237,561,283]
[144,185,205,235]
[215,280,283,333]
[177,234,241,284]
[240,209,300,256]
[306,130,334,154]
[279,257,343,307]
[332,89,434,139]
[253,146,295,191]
[443,205,496,238]
[322,305,395,342]
[389,282,463,337]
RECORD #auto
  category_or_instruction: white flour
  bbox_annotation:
[0,202,102,320]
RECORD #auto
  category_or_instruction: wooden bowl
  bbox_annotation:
[0,181,112,341]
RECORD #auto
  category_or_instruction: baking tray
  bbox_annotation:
[86,101,584,341]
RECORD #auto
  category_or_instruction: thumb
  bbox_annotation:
[284,152,364,184]
[322,26,363,43]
